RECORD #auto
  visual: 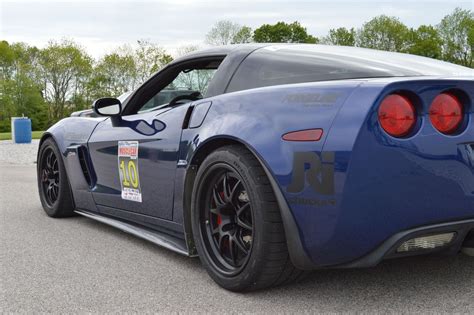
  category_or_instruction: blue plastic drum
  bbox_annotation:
[13,118,32,143]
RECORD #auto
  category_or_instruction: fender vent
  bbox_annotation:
[77,145,95,187]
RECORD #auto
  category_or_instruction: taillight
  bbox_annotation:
[378,94,416,137]
[429,93,463,135]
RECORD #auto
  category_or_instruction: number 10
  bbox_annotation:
[120,160,139,188]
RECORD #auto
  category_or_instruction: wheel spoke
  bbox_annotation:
[228,236,236,264]
[42,170,48,183]
[237,217,252,231]
[212,185,225,206]
[47,151,54,169]
[233,234,249,256]
[229,180,241,203]
[52,158,58,172]
[236,203,250,216]
[217,233,225,251]
[223,173,232,202]
[47,185,53,201]
[52,186,58,201]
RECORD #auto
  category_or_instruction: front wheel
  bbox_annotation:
[191,145,303,291]
[37,138,75,217]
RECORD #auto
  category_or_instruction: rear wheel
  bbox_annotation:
[191,145,304,291]
[37,138,75,217]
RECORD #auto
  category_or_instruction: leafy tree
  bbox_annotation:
[38,40,93,121]
[322,27,356,46]
[87,40,173,101]
[232,26,253,44]
[438,8,474,67]
[357,15,409,52]
[133,39,173,83]
[406,25,443,59]
[87,53,136,101]
[253,21,318,43]
[205,20,251,45]
[0,41,48,131]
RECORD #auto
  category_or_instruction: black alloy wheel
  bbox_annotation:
[37,138,75,217]
[200,167,253,275]
[192,145,304,291]
[40,147,60,207]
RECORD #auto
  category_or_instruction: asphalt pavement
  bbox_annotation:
[0,141,473,313]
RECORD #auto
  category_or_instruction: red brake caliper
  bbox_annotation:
[217,191,225,226]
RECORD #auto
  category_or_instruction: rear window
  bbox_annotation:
[226,45,473,93]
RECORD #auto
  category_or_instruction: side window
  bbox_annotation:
[226,49,392,93]
[138,68,217,112]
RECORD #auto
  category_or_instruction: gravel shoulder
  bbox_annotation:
[0,140,40,165]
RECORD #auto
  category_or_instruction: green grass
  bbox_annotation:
[0,131,44,141]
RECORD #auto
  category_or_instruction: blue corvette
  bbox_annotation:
[37,44,474,291]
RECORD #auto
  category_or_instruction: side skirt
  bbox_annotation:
[75,209,194,257]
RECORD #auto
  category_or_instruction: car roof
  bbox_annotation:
[170,44,269,64]
[174,43,473,77]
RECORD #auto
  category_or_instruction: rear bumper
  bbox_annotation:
[335,218,474,269]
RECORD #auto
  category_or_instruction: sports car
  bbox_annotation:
[37,44,474,291]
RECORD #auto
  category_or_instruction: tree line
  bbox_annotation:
[0,7,472,132]
[206,8,473,67]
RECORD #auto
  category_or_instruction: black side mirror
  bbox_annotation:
[93,98,122,116]
[93,98,122,126]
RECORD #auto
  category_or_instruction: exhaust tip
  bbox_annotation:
[461,247,474,257]
[396,232,456,253]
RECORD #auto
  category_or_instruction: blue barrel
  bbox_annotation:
[13,118,32,144]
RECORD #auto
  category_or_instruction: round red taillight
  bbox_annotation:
[429,93,463,135]
[378,94,416,137]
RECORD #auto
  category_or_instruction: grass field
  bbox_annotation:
[0,131,44,141]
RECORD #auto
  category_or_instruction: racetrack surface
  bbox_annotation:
[0,145,473,313]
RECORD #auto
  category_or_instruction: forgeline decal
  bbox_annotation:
[118,141,142,202]
[283,92,342,108]
[287,152,336,206]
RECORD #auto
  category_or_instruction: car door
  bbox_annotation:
[87,58,224,221]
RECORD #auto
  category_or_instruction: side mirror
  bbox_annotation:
[93,98,122,126]
[93,98,122,116]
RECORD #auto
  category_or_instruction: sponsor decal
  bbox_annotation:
[287,152,335,195]
[118,141,142,202]
[287,196,336,207]
[283,92,341,108]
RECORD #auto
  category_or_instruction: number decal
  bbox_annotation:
[118,141,142,202]
[119,160,131,187]
[128,160,139,188]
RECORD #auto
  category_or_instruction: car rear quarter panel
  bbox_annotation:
[184,78,474,268]
[180,80,365,263]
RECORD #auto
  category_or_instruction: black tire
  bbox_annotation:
[37,138,75,217]
[191,145,303,291]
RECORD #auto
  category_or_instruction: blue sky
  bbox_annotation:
[1,0,472,57]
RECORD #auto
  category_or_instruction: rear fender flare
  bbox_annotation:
[182,136,315,269]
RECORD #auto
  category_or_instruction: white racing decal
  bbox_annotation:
[118,141,142,202]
